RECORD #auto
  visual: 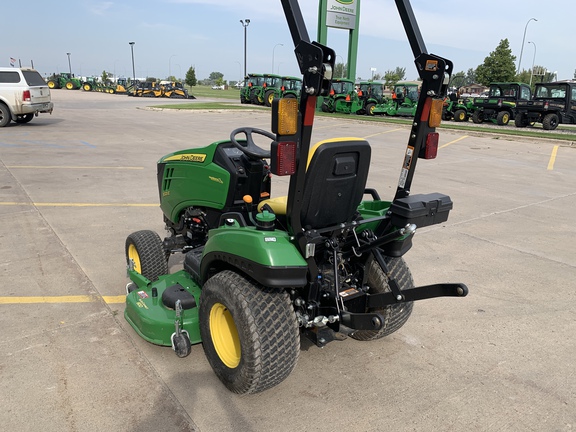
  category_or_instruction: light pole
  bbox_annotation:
[517,18,537,74]
[528,41,536,86]
[272,43,283,74]
[169,54,177,79]
[66,52,72,75]
[240,19,250,79]
[129,42,136,84]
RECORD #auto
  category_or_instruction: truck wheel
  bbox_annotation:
[265,90,275,107]
[472,110,484,124]
[542,113,559,130]
[199,270,300,394]
[125,230,169,281]
[514,113,529,128]
[454,109,467,122]
[350,256,414,341]
[496,111,510,126]
[15,114,34,124]
[0,103,11,127]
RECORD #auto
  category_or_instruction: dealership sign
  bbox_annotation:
[326,0,357,30]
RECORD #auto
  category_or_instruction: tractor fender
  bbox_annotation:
[201,226,308,288]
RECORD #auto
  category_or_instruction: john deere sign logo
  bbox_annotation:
[326,0,357,30]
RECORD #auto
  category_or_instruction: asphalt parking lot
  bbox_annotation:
[1,90,575,432]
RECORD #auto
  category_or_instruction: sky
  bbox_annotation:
[3,0,575,83]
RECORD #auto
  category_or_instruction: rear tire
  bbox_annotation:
[0,103,11,127]
[265,90,275,107]
[542,113,559,130]
[365,102,375,116]
[125,230,169,281]
[350,256,414,341]
[199,270,300,394]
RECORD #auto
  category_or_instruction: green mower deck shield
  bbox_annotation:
[125,270,202,346]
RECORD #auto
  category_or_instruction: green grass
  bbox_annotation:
[186,85,240,99]
[155,101,266,110]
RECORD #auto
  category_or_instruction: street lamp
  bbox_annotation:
[169,54,177,78]
[240,19,250,79]
[66,52,72,75]
[129,42,136,84]
[272,43,283,74]
[528,41,536,86]
[517,18,537,74]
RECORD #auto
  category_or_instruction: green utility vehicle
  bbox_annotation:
[372,82,419,116]
[514,80,576,130]
[471,82,531,125]
[123,0,467,395]
[46,73,82,90]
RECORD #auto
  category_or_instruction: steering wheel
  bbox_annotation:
[230,127,275,159]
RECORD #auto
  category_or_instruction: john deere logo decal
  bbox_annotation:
[164,153,206,163]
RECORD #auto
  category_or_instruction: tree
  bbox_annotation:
[450,71,466,89]
[334,62,347,79]
[166,75,177,82]
[185,66,197,87]
[465,68,477,85]
[383,67,406,88]
[101,70,109,84]
[209,71,224,84]
[475,39,516,86]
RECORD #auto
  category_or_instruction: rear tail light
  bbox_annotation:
[23,90,31,101]
[544,102,549,110]
[270,141,297,176]
[424,133,439,159]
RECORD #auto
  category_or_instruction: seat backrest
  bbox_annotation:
[300,138,371,229]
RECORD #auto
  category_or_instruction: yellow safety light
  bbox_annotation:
[272,98,298,136]
[428,98,444,128]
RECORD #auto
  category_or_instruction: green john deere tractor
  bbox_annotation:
[357,80,388,115]
[442,93,475,122]
[46,73,82,90]
[321,78,362,114]
[372,82,420,116]
[123,0,468,395]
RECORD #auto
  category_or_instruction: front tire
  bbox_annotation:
[265,90,275,107]
[497,111,510,126]
[542,113,559,130]
[125,230,169,281]
[350,256,414,341]
[199,270,300,394]
[454,109,467,122]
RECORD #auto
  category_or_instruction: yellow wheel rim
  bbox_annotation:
[127,243,142,273]
[210,302,241,368]
[48,82,55,88]
[66,83,73,89]
[268,93,274,105]
[503,113,509,123]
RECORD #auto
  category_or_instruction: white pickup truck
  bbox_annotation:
[0,67,53,127]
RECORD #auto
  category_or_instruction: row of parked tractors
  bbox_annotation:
[240,73,302,106]
[45,73,194,99]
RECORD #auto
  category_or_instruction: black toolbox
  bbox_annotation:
[389,193,453,228]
